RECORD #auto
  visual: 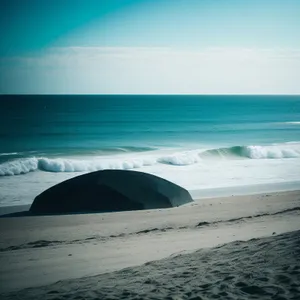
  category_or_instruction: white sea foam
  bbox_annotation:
[1,148,300,207]
[285,121,300,125]
[158,151,201,166]
[1,143,300,176]
[0,152,19,156]
[0,156,157,176]
[0,158,39,176]
[202,143,300,159]
[241,145,300,159]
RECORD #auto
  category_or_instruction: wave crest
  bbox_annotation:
[1,142,300,176]
[158,151,201,166]
[0,158,39,176]
[202,144,300,159]
[0,156,157,176]
[241,145,300,159]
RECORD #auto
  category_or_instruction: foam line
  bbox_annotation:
[1,142,300,176]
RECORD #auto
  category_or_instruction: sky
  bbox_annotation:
[0,0,300,94]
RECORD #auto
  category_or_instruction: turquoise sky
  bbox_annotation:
[1,0,300,94]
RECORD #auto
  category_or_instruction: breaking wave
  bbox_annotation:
[201,143,300,159]
[1,143,300,176]
[158,151,201,166]
[0,157,156,176]
[284,121,300,125]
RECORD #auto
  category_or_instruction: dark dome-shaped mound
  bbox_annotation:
[30,170,193,214]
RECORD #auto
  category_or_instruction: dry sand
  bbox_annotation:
[0,190,300,299]
[2,230,299,300]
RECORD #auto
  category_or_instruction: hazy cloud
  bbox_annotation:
[1,47,300,94]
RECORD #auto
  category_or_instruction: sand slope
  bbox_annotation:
[1,230,300,300]
[0,190,300,299]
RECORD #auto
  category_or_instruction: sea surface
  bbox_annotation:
[1,95,300,207]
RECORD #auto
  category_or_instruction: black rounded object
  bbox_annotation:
[30,170,193,214]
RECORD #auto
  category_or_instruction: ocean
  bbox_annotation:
[1,95,300,207]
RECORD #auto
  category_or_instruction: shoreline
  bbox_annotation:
[1,180,300,216]
[190,180,300,199]
[0,189,299,294]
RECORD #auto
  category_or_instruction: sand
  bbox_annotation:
[2,230,299,300]
[0,190,300,299]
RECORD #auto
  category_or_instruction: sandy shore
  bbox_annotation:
[0,190,300,299]
[2,230,299,300]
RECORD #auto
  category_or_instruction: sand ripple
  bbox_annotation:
[1,206,299,252]
[1,230,300,300]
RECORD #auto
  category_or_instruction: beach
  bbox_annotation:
[1,190,299,299]
[1,0,300,297]
[1,95,300,298]
[1,96,300,208]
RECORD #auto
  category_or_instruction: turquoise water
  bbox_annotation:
[1,95,300,158]
[1,95,300,206]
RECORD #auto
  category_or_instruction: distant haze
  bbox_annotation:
[0,0,300,94]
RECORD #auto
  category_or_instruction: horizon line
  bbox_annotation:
[1,93,300,96]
